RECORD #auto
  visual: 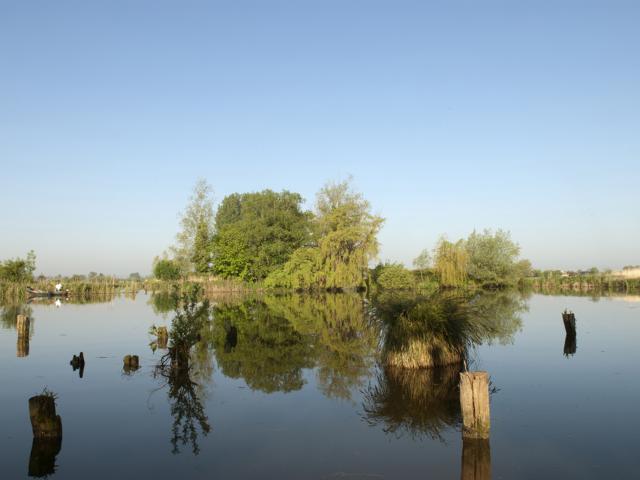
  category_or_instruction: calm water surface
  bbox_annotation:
[1,292,638,479]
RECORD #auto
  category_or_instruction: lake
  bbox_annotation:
[1,291,638,479]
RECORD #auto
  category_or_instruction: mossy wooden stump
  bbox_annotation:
[156,327,169,349]
[17,315,30,358]
[461,437,491,480]
[123,355,140,373]
[28,395,62,439]
[460,371,490,439]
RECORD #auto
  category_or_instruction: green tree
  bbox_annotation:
[433,237,468,287]
[192,218,212,274]
[465,229,522,286]
[153,259,182,281]
[171,179,215,273]
[211,190,312,281]
[268,179,384,290]
[0,250,36,282]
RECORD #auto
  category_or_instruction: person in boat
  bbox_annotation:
[55,282,63,293]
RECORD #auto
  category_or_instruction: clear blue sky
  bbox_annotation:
[1,0,638,276]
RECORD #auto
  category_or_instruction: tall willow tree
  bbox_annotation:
[433,237,468,287]
[266,179,384,290]
[171,179,215,273]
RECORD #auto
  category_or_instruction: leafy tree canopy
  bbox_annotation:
[212,190,312,281]
[153,259,182,281]
[466,229,521,286]
[266,179,384,290]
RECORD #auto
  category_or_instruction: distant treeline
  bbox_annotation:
[522,271,640,293]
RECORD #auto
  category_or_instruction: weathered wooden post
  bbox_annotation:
[561,309,576,335]
[17,315,30,357]
[459,371,490,439]
[461,437,491,480]
[156,327,169,349]
[28,395,62,440]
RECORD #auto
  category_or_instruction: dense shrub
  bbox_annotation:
[153,259,182,281]
[376,264,414,290]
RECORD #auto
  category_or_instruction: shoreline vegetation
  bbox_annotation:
[1,179,637,302]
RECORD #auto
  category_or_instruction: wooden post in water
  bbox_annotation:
[28,395,62,439]
[17,315,30,357]
[561,310,576,335]
[460,371,490,439]
[461,437,491,480]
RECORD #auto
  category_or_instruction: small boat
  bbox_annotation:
[26,287,69,298]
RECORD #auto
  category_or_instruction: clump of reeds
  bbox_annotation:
[377,294,473,369]
[384,334,465,369]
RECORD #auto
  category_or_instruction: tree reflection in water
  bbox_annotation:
[153,287,211,455]
[210,294,379,400]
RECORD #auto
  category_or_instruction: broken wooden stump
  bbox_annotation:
[17,315,30,357]
[69,352,85,379]
[461,437,491,480]
[69,352,85,369]
[156,327,169,349]
[123,354,140,373]
[28,395,62,440]
[460,371,490,439]
[562,309,576,335]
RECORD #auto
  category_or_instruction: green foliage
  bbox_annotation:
[433,238,468,287]
[267,179,384,290]
[465,229,522,287]
[264,247,320,290]
[192,218,212,274]
[171,179,215,273]
[375,263,415,290]
[374,290,526,368]
[212,190,312,281]
[0,250,36,283]
[153,259,182,281]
